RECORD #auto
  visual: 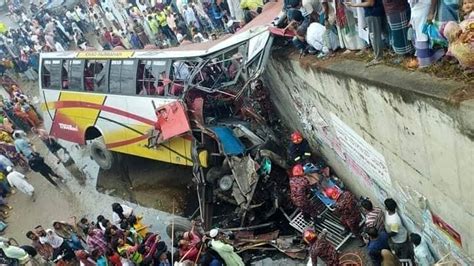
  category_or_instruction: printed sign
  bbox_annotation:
[432,213,462,247]
[330,113,392,189]
[346,155,373,187]
[77,51,135,59]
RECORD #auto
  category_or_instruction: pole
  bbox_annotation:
[171,199,175,266]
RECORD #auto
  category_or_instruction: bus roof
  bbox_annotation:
[41,1,282,60]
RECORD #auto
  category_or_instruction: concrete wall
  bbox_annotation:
[264,54,474,263]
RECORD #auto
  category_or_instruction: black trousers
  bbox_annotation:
[53,241,75,261]
[39,165,59,187]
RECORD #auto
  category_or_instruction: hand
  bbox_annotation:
[344,2,353,7]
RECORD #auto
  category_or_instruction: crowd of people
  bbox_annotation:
[0,0,471,82]
[0,200,249,265]
[0,0,262,81]
[277,0,473,69]
[287,132,436,266]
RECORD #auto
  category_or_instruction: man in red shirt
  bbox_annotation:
[102,27,112,46]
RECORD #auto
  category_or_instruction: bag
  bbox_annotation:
[422,23,448,48]
[0,221,7,231]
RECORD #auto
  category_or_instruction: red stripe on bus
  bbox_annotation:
[106,135,149,149]
[54,101,155,126]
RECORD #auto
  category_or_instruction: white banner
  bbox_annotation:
[330,113,392,188]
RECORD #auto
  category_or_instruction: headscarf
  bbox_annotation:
[112,203,125,220]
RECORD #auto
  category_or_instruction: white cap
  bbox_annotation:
[6,166,12,172]
[209,228,219,238]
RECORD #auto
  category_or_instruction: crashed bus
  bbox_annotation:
[38,12,275,170]
[38,2,358,260]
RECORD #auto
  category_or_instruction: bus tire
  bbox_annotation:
[89,139,114,170]
[166,217,192,240]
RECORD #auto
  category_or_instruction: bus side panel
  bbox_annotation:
[51,92,107,144]
[123,97,194,166]
[41,89,61,136]
[96,96,129,154]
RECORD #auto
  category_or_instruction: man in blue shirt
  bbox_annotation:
[366,227,390,266]
[13,132,34,159]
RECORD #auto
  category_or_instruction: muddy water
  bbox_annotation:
[96,153,198,216]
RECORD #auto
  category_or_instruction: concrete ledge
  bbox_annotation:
[278,50,470,104]
[273,51,474,139]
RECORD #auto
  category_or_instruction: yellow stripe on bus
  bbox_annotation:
[76,51,135,59]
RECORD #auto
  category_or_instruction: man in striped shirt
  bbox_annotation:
[361,199,385,232]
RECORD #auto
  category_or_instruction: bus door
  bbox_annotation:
[104,59,138,154]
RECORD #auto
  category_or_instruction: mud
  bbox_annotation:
[96,153,197,216]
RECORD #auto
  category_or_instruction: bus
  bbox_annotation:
[38,3,280,169]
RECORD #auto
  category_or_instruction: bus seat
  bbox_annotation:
[85,78,94,91]
[156,86,165,96]
[170,83,184,96]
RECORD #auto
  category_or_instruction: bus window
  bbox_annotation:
[41,60,51,89]
[41,59,61,90]
[137,60,168,96]
[49,60,63,90]
[110,60,138,95]
[169,61,194,96]
[67,60,85,91]
[84,60,109,93]
[61,61,69,90]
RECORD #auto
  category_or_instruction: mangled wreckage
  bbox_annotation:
[39,1,363,262]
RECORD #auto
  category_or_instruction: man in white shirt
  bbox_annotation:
[304,22,339,55]
[182,4,199,29]
[34,225,75,262]
[410,233,435,266]
[384,198,412,260]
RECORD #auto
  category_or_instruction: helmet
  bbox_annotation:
[291,131,303,144]
[292,164,304,177]
[303,228,317,244]
[324,187,341,200]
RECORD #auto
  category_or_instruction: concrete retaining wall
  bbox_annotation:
[264,53,473,263]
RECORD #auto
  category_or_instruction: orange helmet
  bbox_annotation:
[303,228,317,244]
[325,187,341,200]
[291,131,303,144]
[292,164,304,176]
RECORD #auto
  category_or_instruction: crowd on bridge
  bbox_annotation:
[0,0,471,82]
[0,0,259,81]
[279,0,473,69]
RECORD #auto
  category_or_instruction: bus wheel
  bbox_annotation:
[166,217,192,241]
[89,138,114,170]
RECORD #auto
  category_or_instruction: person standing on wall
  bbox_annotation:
[383,198,412,260]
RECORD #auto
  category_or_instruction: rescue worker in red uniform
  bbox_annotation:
[289,164,322,217]
[304,228,339,266]
[288,131,312,165]
[335,190,362,235]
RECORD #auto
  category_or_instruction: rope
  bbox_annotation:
[194,243,204,265]
[339,252,363,266]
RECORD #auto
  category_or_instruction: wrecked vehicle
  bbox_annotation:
[39,1,361,262]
